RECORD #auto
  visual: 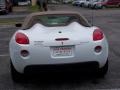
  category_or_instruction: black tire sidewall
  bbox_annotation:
[96,59,108,77]
[10,61,24,82]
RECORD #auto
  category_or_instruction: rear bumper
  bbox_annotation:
[10,44,108,74]
[24,61,99,74]
[10,34,109,74]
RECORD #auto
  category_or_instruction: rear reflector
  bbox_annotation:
[21,50,29,57]
[95,46,102,53]
[15,33,29,44]
[55,38,69,41]
[93,29,104,41]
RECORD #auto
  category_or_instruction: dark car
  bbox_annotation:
[0,0,12,14]
[12,0,29,6]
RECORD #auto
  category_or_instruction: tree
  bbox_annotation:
[31,0,37,6]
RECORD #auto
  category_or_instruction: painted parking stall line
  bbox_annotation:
[0,54,9,57]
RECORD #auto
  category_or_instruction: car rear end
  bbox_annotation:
[9,12,108,76]
[9,24,108,74]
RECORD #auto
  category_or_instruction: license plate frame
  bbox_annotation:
[51,46,74,58]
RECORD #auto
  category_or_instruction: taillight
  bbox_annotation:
[93,29,104,41]
[15,33,29,44]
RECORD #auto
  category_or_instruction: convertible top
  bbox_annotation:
[26,11,84,18]
[21,11,91,29]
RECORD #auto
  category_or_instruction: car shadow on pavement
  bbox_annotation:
[17,71,102,85]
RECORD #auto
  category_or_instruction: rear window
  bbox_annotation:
[21,14,91,30]
[34,15,80,26]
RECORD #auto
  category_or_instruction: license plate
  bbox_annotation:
[51,46,73,57]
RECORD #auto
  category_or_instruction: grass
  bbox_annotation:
[0,5,42,26]
[28,5,41,12]
[0,19,23,25]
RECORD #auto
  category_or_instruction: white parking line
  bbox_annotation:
[0,54,9,57]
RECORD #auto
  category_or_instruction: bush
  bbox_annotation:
[29,5,41,12]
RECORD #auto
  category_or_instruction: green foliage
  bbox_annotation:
[28,5,41,12]
[0,18,23,25]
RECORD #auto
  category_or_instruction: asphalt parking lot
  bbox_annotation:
[0,4,120,90]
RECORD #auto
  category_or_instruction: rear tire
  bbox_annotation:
[96,59,108,78]
[81,3,84,7]
[10,61,24,82]
[88,4,90,8]
[94,5,97,9]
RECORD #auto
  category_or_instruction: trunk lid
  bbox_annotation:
[23,23,92,47]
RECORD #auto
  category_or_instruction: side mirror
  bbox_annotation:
[15,23,22,27]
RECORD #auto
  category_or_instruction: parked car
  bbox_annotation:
[83,0,91,7]
[91,0,120,9]
[72,0,81,6]
[50,0,60,4]
[72,0,86,6]
[0,0,12,14]
[9,11,109,82]
[90,0,102,9]
[63,0,73,4]
[105,0,120,7]
[88,0,99,8]
[77,0,87,7]
[12,0,30,6]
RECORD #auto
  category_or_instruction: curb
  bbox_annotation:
[0,25,15,29]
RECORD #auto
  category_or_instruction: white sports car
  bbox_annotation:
[9,11,109,82]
